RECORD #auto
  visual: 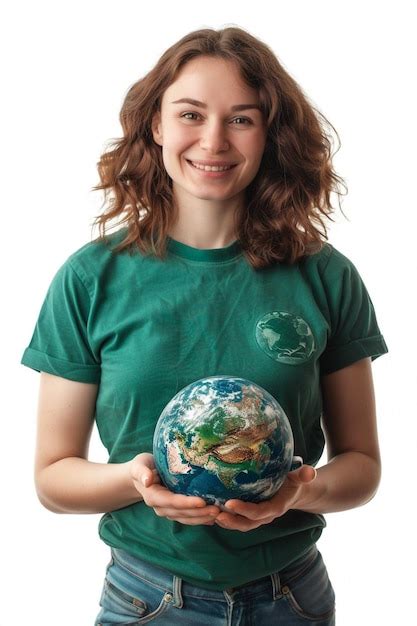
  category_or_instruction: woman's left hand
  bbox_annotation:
[214,464,318,532]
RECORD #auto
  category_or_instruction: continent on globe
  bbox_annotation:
[153,376,302,505]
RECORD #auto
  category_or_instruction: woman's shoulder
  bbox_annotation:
[296,241,371,301]
[67,228,127,263]
[301,240,358,276]
[52,228,135,294]
[65,227,135,273]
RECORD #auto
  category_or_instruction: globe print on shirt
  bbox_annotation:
[153,376,302,505]
[255,311,315,364]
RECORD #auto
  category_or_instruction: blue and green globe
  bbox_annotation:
[153,376,302,505]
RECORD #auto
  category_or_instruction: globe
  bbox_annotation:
[153,376,302,505]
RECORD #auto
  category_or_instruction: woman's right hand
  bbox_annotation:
[129,453,221,525]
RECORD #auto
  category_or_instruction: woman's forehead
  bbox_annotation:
[161,57,260,109]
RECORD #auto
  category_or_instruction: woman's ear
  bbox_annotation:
[151,111,163,146]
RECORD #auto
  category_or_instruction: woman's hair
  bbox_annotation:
[92,26,347,268]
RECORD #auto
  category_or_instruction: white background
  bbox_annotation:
[1,1,415,624]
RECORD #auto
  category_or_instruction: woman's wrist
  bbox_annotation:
[292,452,381,515]
[36,457,144,514]
[292,468,328,513]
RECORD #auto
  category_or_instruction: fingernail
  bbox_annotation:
[141,475,149,486]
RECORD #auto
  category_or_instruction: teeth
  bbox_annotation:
[190,161,233,172]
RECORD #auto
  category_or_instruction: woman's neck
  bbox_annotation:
[168,196,241,249]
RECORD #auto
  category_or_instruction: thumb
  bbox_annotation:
[288,464,317,484]
[141,470,153,487]
[130,452,156,488]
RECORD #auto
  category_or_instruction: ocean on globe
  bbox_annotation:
[153,376,302,505]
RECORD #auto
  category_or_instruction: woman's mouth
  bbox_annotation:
[186,159,238,177]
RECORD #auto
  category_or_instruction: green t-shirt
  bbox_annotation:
[21,229,388,589]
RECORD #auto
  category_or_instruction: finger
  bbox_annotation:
[138,452,156,468]
[216,508,271,527]
[167,515,218,526]
[144,484,208,509]
[287,465,317,483]
[152,469,162,483]
[154,506,220,519]
[130,454,158,487]
[222,499,270,521]
[215,513,275,532]
[141,468,162,487]
[132,452,156,474]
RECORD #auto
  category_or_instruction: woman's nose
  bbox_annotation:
[199,121,229,152]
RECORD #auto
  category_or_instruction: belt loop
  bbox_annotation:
[270,572,282,600]
[172,575,184,608]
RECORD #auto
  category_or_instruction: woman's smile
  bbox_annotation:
[185,158,239,178]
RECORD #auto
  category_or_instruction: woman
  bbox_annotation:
[21,26,388,625]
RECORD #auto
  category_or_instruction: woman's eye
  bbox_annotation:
[181,112,199,120]
[232,117,251,125]
[180,113,252,125]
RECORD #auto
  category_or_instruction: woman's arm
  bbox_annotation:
[35,372,221,522]
[214,357,382,530]
[34,372,144,513]
[293,355,381,514]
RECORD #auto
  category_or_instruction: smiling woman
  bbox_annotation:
[20,25,388,626]
[150,55,268,237]
[92,26,345,263]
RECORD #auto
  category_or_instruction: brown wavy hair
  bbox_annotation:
[91,26,347,268]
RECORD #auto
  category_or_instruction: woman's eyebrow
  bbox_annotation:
[171,98,261,112]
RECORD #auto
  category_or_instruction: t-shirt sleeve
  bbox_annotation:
[319,247,388,375]
[20,259,101,383]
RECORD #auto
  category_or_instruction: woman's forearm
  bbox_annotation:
[295,451,381,514]
[36,457,142,514]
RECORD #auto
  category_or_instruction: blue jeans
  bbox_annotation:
[95,544,335,625]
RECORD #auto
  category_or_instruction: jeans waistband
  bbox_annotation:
[110,543,318,600]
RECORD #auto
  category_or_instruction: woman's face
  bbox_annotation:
[151,55,267,210]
